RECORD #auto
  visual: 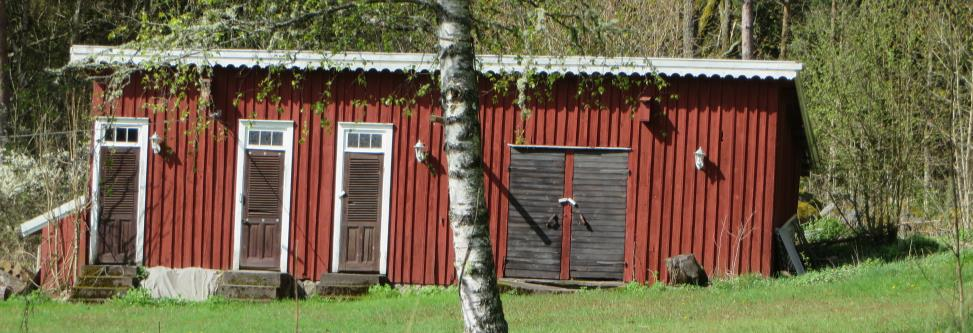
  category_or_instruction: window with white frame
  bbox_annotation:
[99,123,142,146]
[248,129,285,147]
[344,130,384,150]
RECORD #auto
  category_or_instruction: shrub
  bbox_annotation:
[797,201,819,222]
[111,288,155,305]
[804,216,852,243]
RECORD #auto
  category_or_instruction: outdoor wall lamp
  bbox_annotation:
[694,147,706,171]
[150,132,162,155]
[414,140,428,163]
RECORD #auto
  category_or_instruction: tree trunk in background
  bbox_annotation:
[436,0,508,332]
[0,0,8,146]
[718,0,732,52]
[682,0,695,57]
[741,0,754,59]
[779,0,789,59]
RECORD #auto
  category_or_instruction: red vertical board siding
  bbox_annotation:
[43,69,804,289]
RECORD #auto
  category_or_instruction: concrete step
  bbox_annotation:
[498,279,576,294]
[318,273,384,286]
[519,279,624,290]
[214,270,289,301]
[214,285,278,301]
[315,273,385,297]
[315,284,372,297]
[80,265,137,278]
[71,265,138,302]
[76,275,135,288]
[72,286,129,301]
[220,271,282,287]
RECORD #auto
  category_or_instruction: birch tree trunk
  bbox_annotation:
[436,0,508,332]
[741,0,754,59]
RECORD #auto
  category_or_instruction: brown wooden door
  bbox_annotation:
[96,147,140,264]
[570,152,628,280]
[504,150,565,279]
[339,153,383,272]
[240,150,284,270]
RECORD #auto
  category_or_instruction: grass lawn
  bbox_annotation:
[2,244,969,332]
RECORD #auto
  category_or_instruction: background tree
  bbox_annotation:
[741,0,753,59]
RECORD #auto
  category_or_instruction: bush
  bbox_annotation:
[111,288,155,305]
[797,201,819,222]
[804,217,852,243]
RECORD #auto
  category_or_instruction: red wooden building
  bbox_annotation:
[22,45,814,288]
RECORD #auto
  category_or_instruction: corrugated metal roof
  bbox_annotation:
[19,196,86,237]
[69,45,802,80]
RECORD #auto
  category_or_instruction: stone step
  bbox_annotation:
[315,273,385,297]
[318,273,384,286]
[220,271,282,287]
[72,286,130,300]
[519,279,624,290]
[80,265,137,278]
[315,284,372,297]
[498,279,576,294]
[76,275,135,288]
[214,285,278,301]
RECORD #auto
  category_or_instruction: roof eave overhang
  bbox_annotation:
[19,196,87,237]
[68,45,803,80]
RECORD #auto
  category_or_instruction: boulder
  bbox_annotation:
[0,261,33,296]
[665,254,709,286]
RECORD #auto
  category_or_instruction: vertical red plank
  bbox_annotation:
[597,85,611,147]
[317,71,336,276]
[560,152,574,280]
[621,84,637,281]
[703,79,722,274]
[758,82,779,275]
[415,81,431,284]
[487,83,504,268]
[680,79,698,257]
[388,73,404,282]
[749,81,767,275]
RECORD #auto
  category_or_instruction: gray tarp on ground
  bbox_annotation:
[141,267,221,301]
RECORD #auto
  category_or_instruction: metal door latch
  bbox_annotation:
[546,214,560,229]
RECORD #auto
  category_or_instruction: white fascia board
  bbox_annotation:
[70,45,802,80]
[19,196,87,237]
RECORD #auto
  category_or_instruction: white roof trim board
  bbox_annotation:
[20,196,87,237]
[69,45,802,80]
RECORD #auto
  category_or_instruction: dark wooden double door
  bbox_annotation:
[96,147,140,264]
[505,149,629,280]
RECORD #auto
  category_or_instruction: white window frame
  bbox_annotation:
[232,119,295,272]
[331,122,394,274]
[89,117,150,265]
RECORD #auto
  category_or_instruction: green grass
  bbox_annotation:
[2,248,971,332]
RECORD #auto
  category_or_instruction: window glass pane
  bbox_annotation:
[104,128,115,141]
[127,128,139,142]
[361,133,372,148]
[249,131,259,145]
[370,134,382,148]
[259,131,272,145]
[347,133,359,148]
[115,128,127,142]
[271,132,283,146]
